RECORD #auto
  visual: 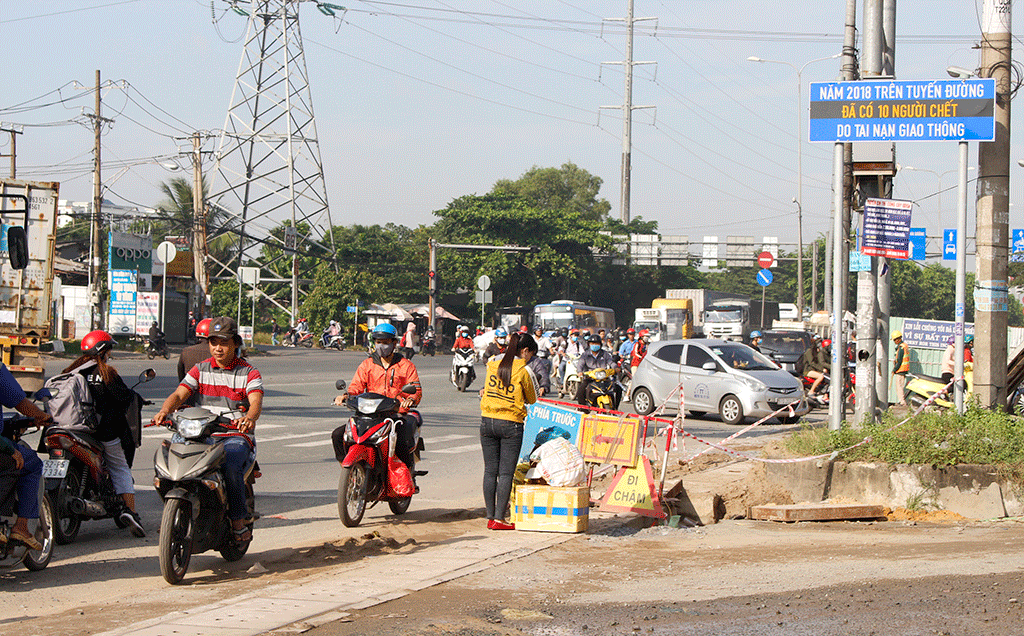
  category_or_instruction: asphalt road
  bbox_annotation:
[0,346,825,633]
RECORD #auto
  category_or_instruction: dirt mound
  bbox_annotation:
[884,507,968,523]
[284,531,415,565]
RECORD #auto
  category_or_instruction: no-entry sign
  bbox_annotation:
[757,251,774,268]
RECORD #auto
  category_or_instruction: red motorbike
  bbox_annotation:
[333,380,425,527]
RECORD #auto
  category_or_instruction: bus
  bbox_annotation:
[532,300,616,333]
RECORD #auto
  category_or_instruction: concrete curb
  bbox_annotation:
[92,529,575,636]
[765,460,1024,518]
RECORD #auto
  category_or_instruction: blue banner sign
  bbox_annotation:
[909,228,927,261]
[809,79,995,142]
[901,318,975,350]
[1012,229,1024,263]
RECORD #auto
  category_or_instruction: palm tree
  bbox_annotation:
[154,176,236,268]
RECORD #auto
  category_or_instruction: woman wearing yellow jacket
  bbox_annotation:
[479,332,538,530]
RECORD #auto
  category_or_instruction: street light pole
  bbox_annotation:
[748,53,840,316]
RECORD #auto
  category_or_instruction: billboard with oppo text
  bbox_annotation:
[108,232,152,274]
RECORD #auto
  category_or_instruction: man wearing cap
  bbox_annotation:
[891,330,910,406]
[152,316,264,541]
[576,333,619,407]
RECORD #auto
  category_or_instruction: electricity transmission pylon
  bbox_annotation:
[208,0,336,321]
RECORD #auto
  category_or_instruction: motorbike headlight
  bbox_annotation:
[177,418,207,439]
[594,370,607,380]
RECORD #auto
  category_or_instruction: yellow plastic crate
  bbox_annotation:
[513,485,589,533]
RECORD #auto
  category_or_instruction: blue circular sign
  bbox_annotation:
[757,268,773,287]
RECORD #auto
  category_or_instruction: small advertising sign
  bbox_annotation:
[900,318,975,350]
[108,269,137,335]
[135,292,160,336]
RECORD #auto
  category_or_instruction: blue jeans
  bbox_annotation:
[16,445,42,519]
[222,437,255,521]
[480,416,523,521]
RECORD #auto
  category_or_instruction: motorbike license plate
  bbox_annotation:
[42,459,70,479]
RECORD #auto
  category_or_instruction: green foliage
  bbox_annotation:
[784,404,1024,484]
[300,262,389,329]
[209,279,240,319]
[491,162,611,222]
[432,193,610,309]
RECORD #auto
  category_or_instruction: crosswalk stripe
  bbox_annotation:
[428,443,480,455]
[429,433,476,443]
[286,439,335,448]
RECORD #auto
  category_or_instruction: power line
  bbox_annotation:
[0,0,139,24]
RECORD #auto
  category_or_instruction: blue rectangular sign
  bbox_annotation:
[909,228,927,261]
[809,79,995,142]
[520,402,582,462]
[943,229,957,261]
[1012,229,1024,263]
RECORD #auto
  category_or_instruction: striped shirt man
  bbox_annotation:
[181,357,263,438]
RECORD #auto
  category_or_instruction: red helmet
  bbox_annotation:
[81,330,114,356]
[626,328,636,335]
[519,325,528,333]
[822,339,832,348]
[639,329,650,337]
[195,317,213,338]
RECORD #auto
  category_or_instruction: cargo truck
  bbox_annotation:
[702,298,780,342]
[664,289,747,336]
[632,298,694,341]
[0,179,58,392]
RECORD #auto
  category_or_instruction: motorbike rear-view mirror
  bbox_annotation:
[336,379,347,391]
[140,368,156,383]
[400,383,417,394]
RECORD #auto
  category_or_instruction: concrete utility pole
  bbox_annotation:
[601,0,655,225]
[829,0,859,431]
[191,132,209,318]
[975,0,1012,408]
[875,0,897,409]
[0,124,22,178]
[88,70,113,331]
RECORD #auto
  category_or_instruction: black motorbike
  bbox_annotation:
[42,369,155,544]
[0,415,54,572]
[147,339,169,360]
[153,406,256,584]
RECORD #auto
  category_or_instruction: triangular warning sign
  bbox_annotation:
[598,455,666,519]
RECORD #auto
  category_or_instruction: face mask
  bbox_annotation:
[496,338,507,346]
[375,342,396,358]
[589,344,601,352]
[619,336,626,341]
[571,336,578,342]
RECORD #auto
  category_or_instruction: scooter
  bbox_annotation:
[153,406,257,584]
[904,364,973,411]
[581,367,623,411]
[42,369,155,544]
[146,339,169,360]
[451,347,476,392]
[321,329,345,350]
[0,416,54,572]
[333,380,426,527]
[422,332,436,356]
[557,354,582,400]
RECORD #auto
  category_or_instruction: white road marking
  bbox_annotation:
[429,433,476,443]
[286,439,335,448]
[427,443,480,455]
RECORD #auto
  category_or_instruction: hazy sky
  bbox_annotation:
[1,0,1016,255]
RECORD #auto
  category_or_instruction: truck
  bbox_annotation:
[664,289,747,336]
[702,298,780,342]
[0,179,58,392]
[632,297,694,341]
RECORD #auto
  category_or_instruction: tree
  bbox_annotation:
[154,176,236,272]
[491,163,612,223]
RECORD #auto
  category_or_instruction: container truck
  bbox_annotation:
[0,179,58,392]
[632,297,694,341]
[664,289,747,336]
[702,299,780,342]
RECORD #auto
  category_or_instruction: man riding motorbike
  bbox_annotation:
[483,327,508,362]
[152,317,264,541]
[559,329,584,380]
[576,334,621,407]
[630,329,650,376]
[148,321,166,353]
[332,323,422,479]
[799,336,830,399]
[452,326,474,351]
[0,362,50,550]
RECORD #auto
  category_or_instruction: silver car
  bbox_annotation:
[629,339,809,424]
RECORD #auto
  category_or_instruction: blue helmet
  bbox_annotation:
[494,327,508,339]
[750,330,762,339]
[965,334,974,345]
[371,323,398,340]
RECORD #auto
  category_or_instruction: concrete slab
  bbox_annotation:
[750,503,886,522]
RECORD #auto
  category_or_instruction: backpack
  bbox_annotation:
[43,362,99,431]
